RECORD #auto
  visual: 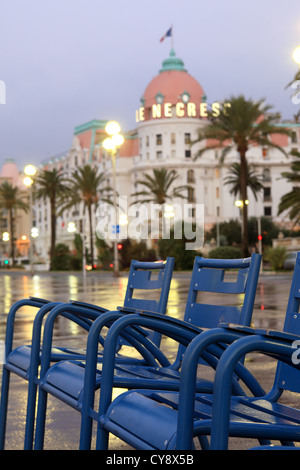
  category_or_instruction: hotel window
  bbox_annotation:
[291,131,297,143]
[146,136,149,147]
[171,133,176,145]
[187,187,195,203]
[262,148,268,158]
[156,151,163,160]
[156,134,162,145]
[184,133,191,144]
[185,149,191,158]
[263,187,271,202]
[171,149,176,159]
[187,169,195,183]
[262,168,271,182]
[216,187,220,199]
[264,206,272,217]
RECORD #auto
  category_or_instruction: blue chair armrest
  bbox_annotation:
[210,333,300,449]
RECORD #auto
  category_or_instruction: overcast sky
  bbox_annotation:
[1,0,300,170]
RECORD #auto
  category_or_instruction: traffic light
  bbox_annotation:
[258,234,262,241]
[117,243,123,250]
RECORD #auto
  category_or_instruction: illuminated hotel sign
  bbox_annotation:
[135,101,230,122]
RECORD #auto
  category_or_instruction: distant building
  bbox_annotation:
[0,159,31,264]
[27,50,300,264]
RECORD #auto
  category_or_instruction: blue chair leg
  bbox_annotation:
[0,367,10,449]
[23,303,59,450]
[34,387,48,450]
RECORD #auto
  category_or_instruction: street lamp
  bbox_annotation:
[103,121,124,277]
[67,221,76,234]
[234,199,249,208]
[24,164,37,275]
[2,232,9,266]
[164,205,175,219]
[293,46,300,65]
[235,199,249,242]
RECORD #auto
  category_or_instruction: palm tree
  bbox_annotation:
[61,165,111,266]
[130,168,191,238]
[0,181,29,264]
[278,150,300,224]
[34,168,70,270]
[194,95,291,256]
[224,162,264,201]
[131,168,190,204]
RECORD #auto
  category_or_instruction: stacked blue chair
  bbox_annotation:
[32,254,261,449]
[97,252,300,450]
[0,257,174,449]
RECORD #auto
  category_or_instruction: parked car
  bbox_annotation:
[283,251,298,270]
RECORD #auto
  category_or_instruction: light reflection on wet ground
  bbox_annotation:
[0,271,292,344]
[0,270,296,450]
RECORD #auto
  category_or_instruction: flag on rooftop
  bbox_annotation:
[160,27,172,43]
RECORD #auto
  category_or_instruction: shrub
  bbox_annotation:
[51,243,72,270]
[263,246,286,271]
[208,246,242,259]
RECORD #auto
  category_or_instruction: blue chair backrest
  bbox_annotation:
[176,254,261,363]
[273,252,300,394]
[121,258,175,346]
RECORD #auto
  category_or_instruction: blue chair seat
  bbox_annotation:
[101,389,300,450]
[37,358,216,407]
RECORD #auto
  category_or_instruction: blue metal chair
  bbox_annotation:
[97,252,300,450]
[33,254,261,449]
[0,258,174,449]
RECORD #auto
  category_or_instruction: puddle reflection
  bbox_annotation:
[0,272,291,344]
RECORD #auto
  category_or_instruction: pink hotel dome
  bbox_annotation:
[141,49,205,114]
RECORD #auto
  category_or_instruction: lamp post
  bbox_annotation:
[103,121,124,277]
[2,232,9,266]
[24,164,37,275]
[235,199,249,242]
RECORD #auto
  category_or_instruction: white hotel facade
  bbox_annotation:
[24,49,300,265]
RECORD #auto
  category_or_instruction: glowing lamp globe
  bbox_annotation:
[293,46,300,65]
[24,164,37,176]
[105,121,121,136]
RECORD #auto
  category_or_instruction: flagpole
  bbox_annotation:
[171,24,174,49]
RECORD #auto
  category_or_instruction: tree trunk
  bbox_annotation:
[88,204,94,267]
[50,197,56,270]
[239,152,249,257]
[9,208,15,264]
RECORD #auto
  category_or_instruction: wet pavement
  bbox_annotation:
[0,269,298,450]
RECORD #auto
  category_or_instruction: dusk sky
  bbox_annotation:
[1,0,300,170]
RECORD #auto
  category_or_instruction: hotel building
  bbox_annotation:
[2,49,299,266]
